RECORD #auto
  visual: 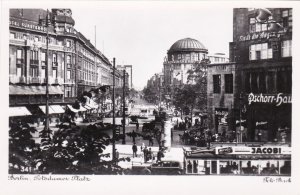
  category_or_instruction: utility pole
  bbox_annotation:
[45,10,50,132]
[112,58,116,160]
[39,9,52,134]
[122,69,126,144]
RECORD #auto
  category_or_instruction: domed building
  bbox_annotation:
[163,38,208,90]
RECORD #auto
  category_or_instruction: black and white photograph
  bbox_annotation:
[1,1,299,195]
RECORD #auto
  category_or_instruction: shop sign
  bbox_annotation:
[215,108,228,116]
[248,93,292,106]
[238,30,287,42]
[217,146,291,155]
[10,19,46,32]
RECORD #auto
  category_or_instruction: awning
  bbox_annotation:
[50,105,65,114]
[9,106,32,117]
[39,106,55,114]
[10,85,64,95]
[86,98,98,109]
[67,105,79,113]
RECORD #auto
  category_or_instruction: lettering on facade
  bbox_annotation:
[10,19,46,32]
[251,147,282,154]
[238,30,287,42]
[217,147,233,154]
[215,108,228,116]
[248,93,292,106]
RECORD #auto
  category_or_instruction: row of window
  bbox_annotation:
[213,74,233,94]
[249,40,292,60]
[16,49,74,65]
[244,70,292,94]
[171,53,207,62]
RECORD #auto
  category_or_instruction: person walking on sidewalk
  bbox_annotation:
[143,146,149,163]
[132,143,138,158]
[149,135,154,146]
[136,122,139,130]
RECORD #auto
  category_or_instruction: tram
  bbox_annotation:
[183,145,291,176]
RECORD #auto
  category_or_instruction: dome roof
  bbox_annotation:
[168,38,207,54]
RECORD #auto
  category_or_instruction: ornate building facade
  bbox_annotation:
[9,9,126,118]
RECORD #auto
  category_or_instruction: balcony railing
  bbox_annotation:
[16,58,24,64]
[30,59,39,65]
[31,77,40,84]
[67,63,72,68]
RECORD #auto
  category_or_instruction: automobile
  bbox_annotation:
[149,160,184,175]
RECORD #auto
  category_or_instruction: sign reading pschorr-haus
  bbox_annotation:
[215,146,291,155]
[248,93,292,106]
[10,19,46,32]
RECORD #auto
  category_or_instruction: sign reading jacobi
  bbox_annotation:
[248,93,292,106]
[215,146,291,155]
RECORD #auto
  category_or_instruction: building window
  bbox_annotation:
[178,54,181,60]
[30,66,38,77]
[282,10,288,17]
[17,49,22,59]
[23,34,28,40]
[41,67,45,78]
[66,40,71,47]
[213,74,221,94]
[10,32,16,39]
[225,74,233,93]
[16,67,22,77]
[53,53,57,66]
[53,69,57,78]
[34,36,40,42]
[67,55,71,64]
[249,43,273,60]
[67,70,71,80]
[281,40,292,57]
[41,52,46,65]
[65,86,72,97]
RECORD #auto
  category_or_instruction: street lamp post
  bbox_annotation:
[112,58,116,160]
[122,69,126,144]
[39,9,55,133]
[238,93,243,143]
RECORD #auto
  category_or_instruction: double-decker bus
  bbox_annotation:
[183,145,291,176]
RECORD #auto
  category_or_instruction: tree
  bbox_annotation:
[34,123,130,174]
[9,121,37,174]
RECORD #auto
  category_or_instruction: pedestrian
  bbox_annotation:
[149,135,154,146]
[114,149,119,165]
[156,149,163,162]
[140,143,145,158]
[132,143,138,158]
[147,148,153,162]
[143,146,148,163]
[132,130,137,143]
[136,122,139,130]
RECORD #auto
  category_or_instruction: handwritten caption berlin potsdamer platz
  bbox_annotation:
[8,174,91,181]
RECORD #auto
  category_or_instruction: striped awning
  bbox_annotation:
[9,106,32,117]
[10,85,64,95]
[39,105,65,114]
[67,105,86,113]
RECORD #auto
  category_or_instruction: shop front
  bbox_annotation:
[246,93,291,143]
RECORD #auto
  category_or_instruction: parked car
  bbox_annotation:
[150,160,184,175]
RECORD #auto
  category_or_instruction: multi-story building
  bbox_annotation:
[163,38,209,91]
[9,9,120,119]
[207,8,292,143]
[208,53,229,64]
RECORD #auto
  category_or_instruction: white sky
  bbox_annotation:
[70,2,233,90]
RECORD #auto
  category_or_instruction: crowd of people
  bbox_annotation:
[132,142,165,163]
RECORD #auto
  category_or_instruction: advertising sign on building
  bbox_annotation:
[215,146,291,155]
[248,93,292,106]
